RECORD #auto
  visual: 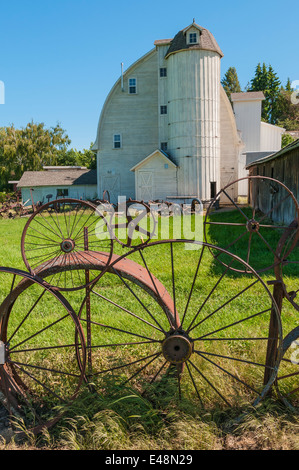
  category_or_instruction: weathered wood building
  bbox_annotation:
[246,139,299,225]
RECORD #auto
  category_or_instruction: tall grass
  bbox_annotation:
[0,208,298,450]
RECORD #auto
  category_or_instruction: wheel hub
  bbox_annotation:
[60,239,75,253]
[246,219,260,233]
[162,333,193,364]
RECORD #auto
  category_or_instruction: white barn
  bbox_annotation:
[92,21,284,204]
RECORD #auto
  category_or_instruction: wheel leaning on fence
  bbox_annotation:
[0,267,87,435]
[20,198,114,291]
[275,325,299,411]
[204,176,299,274]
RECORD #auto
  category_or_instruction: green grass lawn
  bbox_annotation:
[0,208,298,450]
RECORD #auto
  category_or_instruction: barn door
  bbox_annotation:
[137,171,154,202]
[101,175,120,204]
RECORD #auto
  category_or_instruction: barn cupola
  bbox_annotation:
[165,21,223,59]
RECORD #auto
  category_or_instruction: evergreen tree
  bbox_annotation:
[285,78,293,92]
[249,63,281,124]
[221,67,242,101]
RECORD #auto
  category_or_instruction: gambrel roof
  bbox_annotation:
[165,22,223,58]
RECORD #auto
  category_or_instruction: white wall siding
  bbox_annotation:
[232,100,262,153]
[260,122,284,152]
[219,86,242,201]
[166,50,221,200]
[21,185,98,206]
[96,50,159,203]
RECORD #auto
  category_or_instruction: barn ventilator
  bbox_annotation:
[0,176,297,435]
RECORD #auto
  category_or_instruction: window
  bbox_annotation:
[128,78,137,94]
[161,142,168,151]
[160,105,167,115]
[57,189,68,197]
[160,67,167,77]
[164,163,169,169]
[189,32,198,44]
[113,134,122,149]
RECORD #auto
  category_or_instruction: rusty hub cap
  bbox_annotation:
[60,239,76,253]
[162,333,193,364]
[246,219,260,233]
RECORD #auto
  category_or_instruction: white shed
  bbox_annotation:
[17,167,98,206]
[130,150,178,201]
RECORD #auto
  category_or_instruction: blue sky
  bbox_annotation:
[0,0,298,150]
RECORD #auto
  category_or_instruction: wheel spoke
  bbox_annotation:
[7,288,47,343]
[194,351,260,396]
[188,279,259,333]
[80,317,161,343]
[110,267,166,333]
[90,289,164,333]
[194,307,271,341]
[9,313,70,352]
[186,258,234,333]
[188,359,231,406]
[90,352,161,377]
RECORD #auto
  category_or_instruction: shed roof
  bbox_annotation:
[130,149,177,171]
[17,169,97,188]
[231,91,265,102]
[164,22,223,58]
[246,138,299,169]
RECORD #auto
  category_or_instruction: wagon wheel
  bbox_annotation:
[204,176,299,273]
[274,219,299,314]
[0,267,86,435]
[21,198,113,291]
[69,240,282,409]
[108,199,157,248]
[275,326,299,411]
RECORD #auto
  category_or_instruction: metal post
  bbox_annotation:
[84,227,92,372]
[263,280,284,388]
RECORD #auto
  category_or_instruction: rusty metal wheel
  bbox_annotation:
[21,198,113,291]
[275,326,299,411]
[69,240,282,409]
[274,219,299,314]
[108,199,157,248]
[0,268,86,435]
[204,176,299,273]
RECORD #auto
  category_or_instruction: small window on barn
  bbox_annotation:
[128,78,137,94]
[57,189,68,197]
[160,105,167,115]
[188,32,198,44]
[160,67,167,77]
[164,163,169,169]
[113,134,122,149]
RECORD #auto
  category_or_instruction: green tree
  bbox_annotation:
[0,121,71,190]
[56,144,96,169]
[221,67,242,101]
[249,63,281,124]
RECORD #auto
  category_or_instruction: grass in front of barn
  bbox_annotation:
[0,209,299,450]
